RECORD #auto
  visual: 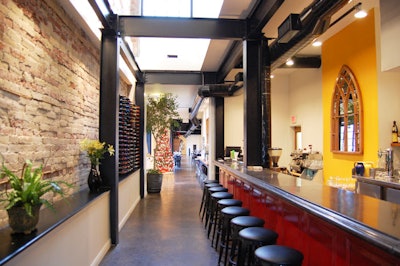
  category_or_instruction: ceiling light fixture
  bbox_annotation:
[312,40,322,47]
[354,3,367,18]
[286,59,294,66]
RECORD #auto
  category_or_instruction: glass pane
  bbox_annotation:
[143,0,191,17]
[339,98,344,115]
[193,0,223,18]
[339,117,345,151]
[348,95,354,114]
[347,122,355,151]
[342,82,348,94]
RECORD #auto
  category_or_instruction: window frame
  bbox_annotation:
[331,65,363,154]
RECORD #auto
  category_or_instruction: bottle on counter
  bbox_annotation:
[392,121,398,143]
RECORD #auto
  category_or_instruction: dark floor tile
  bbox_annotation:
[100,157,218,266]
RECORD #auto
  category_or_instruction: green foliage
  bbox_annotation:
[147,169,162,175]
[146,93,180,170]
[146,93,180,141]
[0,160,74,217]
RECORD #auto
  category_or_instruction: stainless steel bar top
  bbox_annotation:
[214,160,400,257]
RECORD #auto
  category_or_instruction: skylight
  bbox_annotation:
[70,0,224,72]
[134,0,224,71]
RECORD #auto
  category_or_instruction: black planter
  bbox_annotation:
[147,173,163,193]
[7,204,42,234]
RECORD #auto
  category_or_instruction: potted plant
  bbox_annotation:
[0,159,73,234]
[79,138,115,193]
[146,93,180,193]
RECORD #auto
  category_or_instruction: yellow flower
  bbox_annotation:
[80,138,114,165]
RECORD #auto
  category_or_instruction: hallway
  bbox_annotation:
[100,157,219,265]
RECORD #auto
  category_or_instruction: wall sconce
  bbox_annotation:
[354,3,367,18]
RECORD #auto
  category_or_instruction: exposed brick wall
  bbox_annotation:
[0,0,102,226]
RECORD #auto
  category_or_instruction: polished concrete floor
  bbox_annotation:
[100,157,219,266]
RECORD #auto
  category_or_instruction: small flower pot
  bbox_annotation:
[7,204,42,234]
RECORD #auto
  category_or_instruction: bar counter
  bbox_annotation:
[215,160,400,265]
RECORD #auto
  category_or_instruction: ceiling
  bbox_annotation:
[63,0,379,109]
[141,0,379,108]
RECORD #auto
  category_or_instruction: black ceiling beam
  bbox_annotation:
[215,0,285,82]
[88,0,115,29]
[247,0,285,37]
[144,71,204,85]
[216,41,243,83]
[278,56,321,68]
[120,41,145,83]
[119,16,246,39]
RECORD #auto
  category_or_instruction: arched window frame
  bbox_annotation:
[331,65,363,154]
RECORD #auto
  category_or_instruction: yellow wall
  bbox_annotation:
[322,10,378,180]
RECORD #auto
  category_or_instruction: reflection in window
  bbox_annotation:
[331,65,362,154]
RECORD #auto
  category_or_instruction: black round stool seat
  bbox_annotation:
[229,217,265,266]
[204,187,229,230]
[207,192,234,239]
[200,183,222,219]
[205,183,222,189]
[209,186,228,193]
[237,227,279,266]
[231,216,265,228]
[221,206,250,217]
[239,227,278,243]
[217,198,242,208]
[211,191,233,200]
[204,179,219,184]
[218,207,250,265]
[210,199,243,249]
[255,245,303,266]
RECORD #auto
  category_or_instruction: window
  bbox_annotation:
[331,65,363,154]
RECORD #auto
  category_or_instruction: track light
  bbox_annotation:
[312,39,322,47]
[286,58,294,66]
[354,3,367,18]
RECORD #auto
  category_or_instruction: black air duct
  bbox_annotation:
[269,0,348,70]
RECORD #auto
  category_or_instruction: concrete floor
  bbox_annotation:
[100,157,219,266]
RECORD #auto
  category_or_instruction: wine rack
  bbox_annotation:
[119,96,141,175]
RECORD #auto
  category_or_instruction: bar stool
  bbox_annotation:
[228,216,265,266]
[207,191,234,239]
[254,245,303,266]
[218,206,250,266]
[212,198,243,249]
[199,182,222,217]
[237,227,278,266]
[204,186,228,227]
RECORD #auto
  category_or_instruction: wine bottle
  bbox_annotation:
[392,121,398,143]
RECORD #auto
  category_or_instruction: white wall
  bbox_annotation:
[118,172,141,230]
[288,69,323,153]
[271,74,291,167]
[8,193,111,266]
[224,93,244,151]
[272,68,323,168]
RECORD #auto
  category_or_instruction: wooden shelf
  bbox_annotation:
[391,143,400,147]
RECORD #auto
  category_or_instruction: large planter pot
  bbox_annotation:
[7,204,42,234]
[147,173,163,193]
